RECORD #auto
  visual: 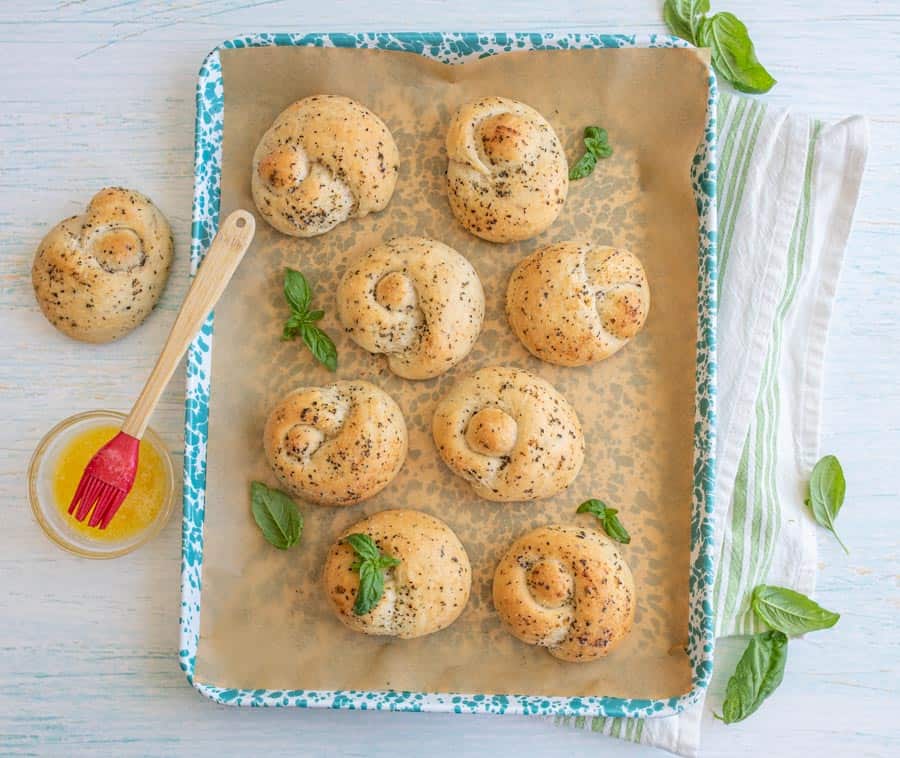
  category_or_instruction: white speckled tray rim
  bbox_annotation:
[180,31,718,719]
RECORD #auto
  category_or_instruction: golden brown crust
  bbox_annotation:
[323,509,471,638]
[251,95,399,237]
[31,187,173,343]
[446,97,568,243]
[337,236,485,380]
[263,381,407,506]
[506,241,650,366]
[492,524,635,662]
[432,366,584,502]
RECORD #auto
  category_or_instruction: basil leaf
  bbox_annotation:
[584,136,612,159]
[662,0,776,93]
[283,267,312,313]
[570,125,613,181]
[583,126,607,144]
[577,498,607,518]
[805,454,848,553]
[602,510,631,544]
[346,533,401,616]
[716,630,788,724]
[250,481,302,550]
[300,323,338,372]
[663,0,710,43]
[354,560,381,615]
[577,498,631,544]
[699,12,776,94]
[751,585,840,637]
[281,268,339,370]
[345,533,380,562]
[569,151,597,181]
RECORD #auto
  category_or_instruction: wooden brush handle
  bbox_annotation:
[122,210,256,438]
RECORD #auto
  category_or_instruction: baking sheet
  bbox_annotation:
[194,45,710,699]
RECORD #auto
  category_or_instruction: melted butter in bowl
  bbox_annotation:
[52,424,169,543]
[29,410,176,558]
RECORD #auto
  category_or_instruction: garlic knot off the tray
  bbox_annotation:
[432,366,584,501]
[337,236,485,380]
[263,380,407,506]
[31,187,173,343]
[251,95,399,237]
[445,96,568,243]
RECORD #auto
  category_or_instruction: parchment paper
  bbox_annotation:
[195,45,710,699]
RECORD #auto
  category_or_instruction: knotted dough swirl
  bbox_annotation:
[31,187,173,343]
[263,380,407,506]
[337,236,485,380]
[251,95,399,237]
[446,96,568,243]
[493,524,635,662]
[323,509,471,639]
[432,366,584,502]
[506,241,650,366]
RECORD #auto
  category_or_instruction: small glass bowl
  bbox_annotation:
[28,410,176,559]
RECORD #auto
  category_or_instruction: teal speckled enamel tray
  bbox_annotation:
[181,32,717,719]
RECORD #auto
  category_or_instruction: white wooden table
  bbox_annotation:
[1,2,897,755]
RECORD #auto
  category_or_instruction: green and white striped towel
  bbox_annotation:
[558,92,868,755]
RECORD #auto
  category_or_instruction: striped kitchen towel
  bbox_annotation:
[558,92,868,755]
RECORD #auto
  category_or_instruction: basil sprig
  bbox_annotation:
[345,533,401,616]
[805,454,849,553]
[751,585,840,637]
[663,0,776,94]
[576,498,631,544]
[569,126,613,181]
[719,583,841,724]
[281,267,337,372]
[716,630,788,724]
[250,481,303,550]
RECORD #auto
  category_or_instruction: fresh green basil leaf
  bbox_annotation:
[283,267,312,313]
[700,12,776,94]
[716,630,788,724]
[592,144,613,159]
[805,454,848,553]
[663,0,693,42]
[346,533,400,616]
[602,510,631,545]
[569,151,597,181]
[583,136,603,155]
[250,481,302,550]
[345,533,381,563]
[583,126,608,144]
[663,0,710,44]
[584,136,612,159]
[570,125,613,181]
[751,585,840,636]
[354,560,383,615]
[577,498,631,544]
[577,498,608,518]
[280,269,339,371]
[300,323,338,372]
[695,15,712,47]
